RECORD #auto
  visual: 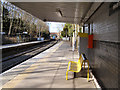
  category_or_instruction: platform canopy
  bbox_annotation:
[10,2,102,24]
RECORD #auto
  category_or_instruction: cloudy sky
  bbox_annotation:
[47,22,65,33]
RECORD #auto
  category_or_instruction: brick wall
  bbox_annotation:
[88,41,119,88]
[118,8,120,89]
[0,2,2,73]
[89,3,119,42]
[86,2,119,88]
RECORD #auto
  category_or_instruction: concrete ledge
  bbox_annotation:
[89,70,101,89]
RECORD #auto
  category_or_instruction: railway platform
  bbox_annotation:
[1,41,96,89]
[0,40,49,49]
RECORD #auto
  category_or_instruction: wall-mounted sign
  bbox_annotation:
[109,2,120,16]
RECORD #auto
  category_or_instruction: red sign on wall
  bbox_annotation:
[88,35,93,48]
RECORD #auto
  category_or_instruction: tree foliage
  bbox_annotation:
[61,23,73,37]
[2,5,50,39]
[41,30,50,39]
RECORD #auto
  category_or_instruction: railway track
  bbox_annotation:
[0,41,58,73]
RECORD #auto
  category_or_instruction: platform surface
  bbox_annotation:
[1,41,96,89]
[0,40,47,49]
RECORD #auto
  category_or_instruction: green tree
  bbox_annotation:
[3,6,10,35]
[41,30,50,39]
[61,23,73,37]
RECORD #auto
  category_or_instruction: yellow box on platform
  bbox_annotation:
[78,32,88,37]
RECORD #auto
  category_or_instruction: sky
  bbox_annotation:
[46,22,65,33]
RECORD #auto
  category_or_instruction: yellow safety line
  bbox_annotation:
[1,41,63,88]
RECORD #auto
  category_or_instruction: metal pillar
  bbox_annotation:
[39,26,41,40]
[72,30,75,51]
[83,26,85,33]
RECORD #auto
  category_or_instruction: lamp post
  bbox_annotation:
[65,27,68,41]
[72,30,75,51]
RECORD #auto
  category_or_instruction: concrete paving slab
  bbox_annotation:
[1,41,96,89]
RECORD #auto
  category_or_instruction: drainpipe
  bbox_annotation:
[39,26,41,40]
